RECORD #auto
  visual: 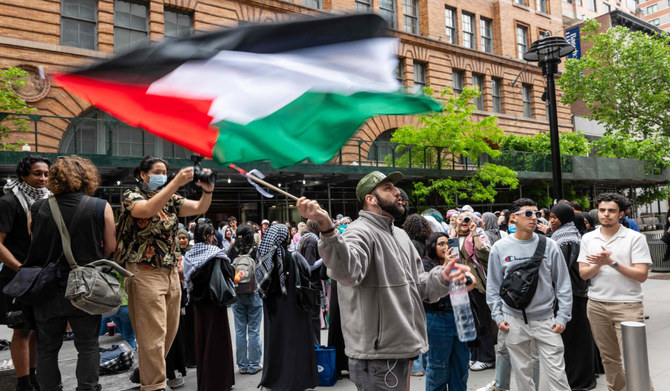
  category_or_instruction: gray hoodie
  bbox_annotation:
[486,233,573,327]
[318,211,451,360]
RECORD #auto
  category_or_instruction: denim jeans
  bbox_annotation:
[231,292,263,371]
[425,311,469,391]
[33,289,101,391]
[411,353,426,372]
[100,305,136,348]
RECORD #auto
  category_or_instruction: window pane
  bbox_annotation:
[463,13,475,49]
[380,0,396,28]
[492,78,501,113]
[480,18,492,53]
[302,0,322,8]
[517,26,528,59]
[473,74,484,110]
[356,0,372,12]
[522,84,532,117]
[445,7,456,44]
[453,70,463,94]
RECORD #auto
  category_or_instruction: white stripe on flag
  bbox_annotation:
[146,37,400,125]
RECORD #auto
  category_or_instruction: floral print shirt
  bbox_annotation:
[114,187,185,269]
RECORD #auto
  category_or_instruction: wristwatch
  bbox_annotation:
[611,261,619,269]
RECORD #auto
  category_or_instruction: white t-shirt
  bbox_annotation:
[578,225,652,302]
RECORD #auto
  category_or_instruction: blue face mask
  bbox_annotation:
[147,174,167,191]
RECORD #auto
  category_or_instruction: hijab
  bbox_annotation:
[256,224,289,297]
[551,203,581,245]
[482,212,502,245]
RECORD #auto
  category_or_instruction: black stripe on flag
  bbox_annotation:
[72,13,389,85]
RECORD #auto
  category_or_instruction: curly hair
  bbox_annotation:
[47,156,100,195]
[402,214,432,242]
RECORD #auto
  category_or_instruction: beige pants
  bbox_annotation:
[504,313,570,391]
[587,300,652,391]
[126,263,181,391]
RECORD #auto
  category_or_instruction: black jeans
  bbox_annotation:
[33,287,101,391]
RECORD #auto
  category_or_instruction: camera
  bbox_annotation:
[463,217,471,223]
[191,155,217,185]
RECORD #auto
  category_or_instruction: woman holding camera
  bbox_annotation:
[115,156,214,391]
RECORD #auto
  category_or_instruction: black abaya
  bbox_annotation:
[562,296,597,390]
[259,252,319,391]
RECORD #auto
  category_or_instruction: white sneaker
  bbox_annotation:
[476,380,498,391]
[469,361,494,371]
[167,376,185,389]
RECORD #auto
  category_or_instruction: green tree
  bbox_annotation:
[388,87,519,205]
[499,131,590,156]
[0,67,35,150]
[557,19,670,139]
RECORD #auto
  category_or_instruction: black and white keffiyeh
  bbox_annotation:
[256,224,289,298]
[551,221,581,246]
[183,242,230,283]
[3,178,50,217]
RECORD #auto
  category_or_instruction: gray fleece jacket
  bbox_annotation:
[486,233,573,327]
[318,211,451,360]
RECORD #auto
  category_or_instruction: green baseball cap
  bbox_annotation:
[356,171,403,202]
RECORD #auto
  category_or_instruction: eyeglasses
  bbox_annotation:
[514,210,542,219]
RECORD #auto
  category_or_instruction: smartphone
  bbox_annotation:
[448,237,459,257]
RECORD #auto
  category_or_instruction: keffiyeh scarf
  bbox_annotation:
[3,178,50,217]
[183,242,230,283]
[551,221,581,246]
[256,224,289,298]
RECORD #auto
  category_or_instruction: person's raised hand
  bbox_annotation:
[296,197,332,232]
[197,169,215,192]
[441,255,470,284]
[174,167,195,187]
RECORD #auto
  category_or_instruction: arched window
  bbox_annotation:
[59,109,190,158]
[367,128,397,162]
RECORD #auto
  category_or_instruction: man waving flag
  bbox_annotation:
[54,14,441,168]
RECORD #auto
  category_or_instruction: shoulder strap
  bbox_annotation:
[531,234,546,263]
[49,196,81,270]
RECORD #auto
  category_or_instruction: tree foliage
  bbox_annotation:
[592,132,670,168]
[0,67,35,150]
[388,87,519,205]
[557,19,670,139]
[499,131,590,156]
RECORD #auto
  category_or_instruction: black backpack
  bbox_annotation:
[499,234,546,323]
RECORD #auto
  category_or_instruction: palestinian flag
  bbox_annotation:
[54,14,441,168]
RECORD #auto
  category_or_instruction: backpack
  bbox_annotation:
[233,248,256,285]
[499,234,546,323]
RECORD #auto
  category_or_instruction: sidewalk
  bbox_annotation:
[1,275,669,390]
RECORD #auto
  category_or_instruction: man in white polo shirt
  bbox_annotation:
[578,193,652,391]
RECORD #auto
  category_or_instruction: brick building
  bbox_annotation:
[0,0,582,220]
[637,0,670,30]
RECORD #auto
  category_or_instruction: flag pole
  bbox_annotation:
[228,164,300,201]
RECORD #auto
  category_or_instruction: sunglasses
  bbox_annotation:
[514,210,542,219]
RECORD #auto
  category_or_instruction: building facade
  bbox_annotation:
[637,0,670,30]
[0,0,591,220]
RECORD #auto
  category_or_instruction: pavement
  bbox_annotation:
[1,274,670,391]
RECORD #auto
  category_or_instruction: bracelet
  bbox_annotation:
[202,189,213,194]
[320,226,336,235]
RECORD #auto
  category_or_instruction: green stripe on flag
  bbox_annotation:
[211,91,441,168]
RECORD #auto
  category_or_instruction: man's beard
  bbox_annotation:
[376,197,405,219]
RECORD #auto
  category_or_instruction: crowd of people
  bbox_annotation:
[0,158,655,391]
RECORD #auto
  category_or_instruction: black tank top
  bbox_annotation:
[24,193,106,279]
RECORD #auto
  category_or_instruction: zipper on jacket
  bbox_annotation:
[374,301,383,350]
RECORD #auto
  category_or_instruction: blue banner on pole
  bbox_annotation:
[565,26,581,59]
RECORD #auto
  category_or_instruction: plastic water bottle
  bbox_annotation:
[449,271,477,342]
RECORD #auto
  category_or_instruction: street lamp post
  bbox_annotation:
[523,34,575,201]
